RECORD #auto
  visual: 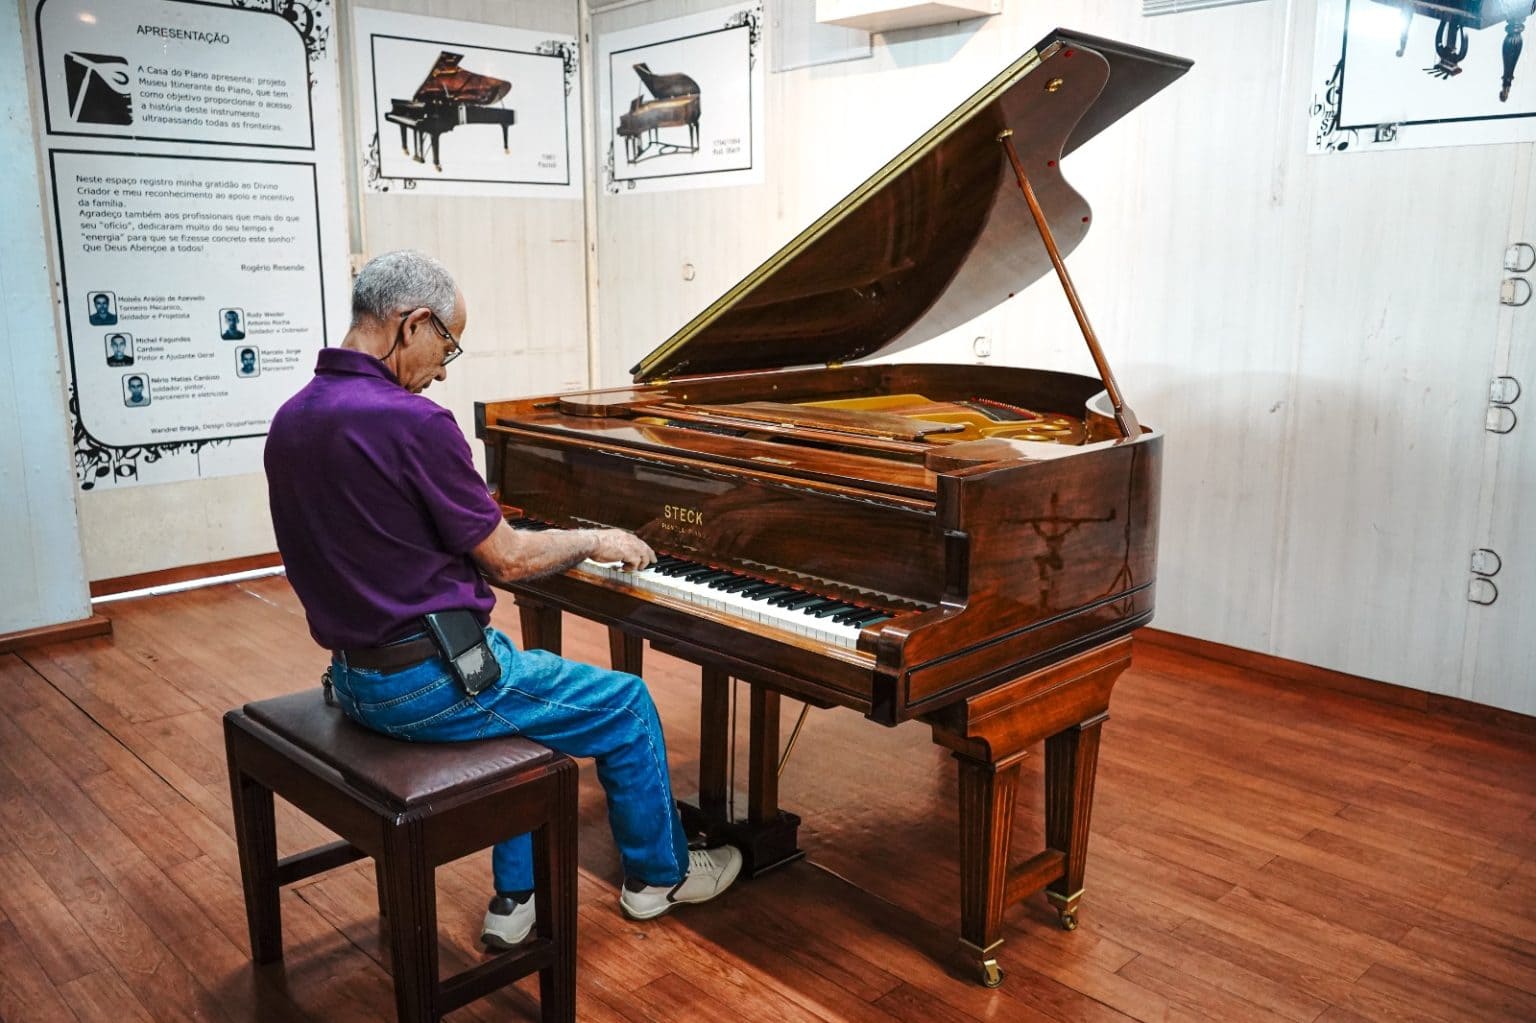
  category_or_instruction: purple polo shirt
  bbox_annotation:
[264,348,505,650]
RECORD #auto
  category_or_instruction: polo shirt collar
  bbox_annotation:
[316,346,399,384]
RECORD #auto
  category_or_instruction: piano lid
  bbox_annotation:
[631,29,1190,384]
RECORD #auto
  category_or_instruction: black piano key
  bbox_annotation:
[798,598,841,614]
[691,571,734,584]
[712,575,757,592]
[844,610,887,625]
[738,582,782,598]
[832,607,876,624]
[746,586,795,602]
[860,615,893,627]
[776,592,822,609]
[810,603,858,618]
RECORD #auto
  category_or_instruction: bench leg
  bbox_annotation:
[226,755,283,963]
[534,762,578,1022]
[380,820,439,1023]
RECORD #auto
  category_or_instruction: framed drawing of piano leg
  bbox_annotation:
[926,638,1131,987]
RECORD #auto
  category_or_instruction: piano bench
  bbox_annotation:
[223,690,578,1023]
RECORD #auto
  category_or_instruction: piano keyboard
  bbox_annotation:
[510,519,901,650]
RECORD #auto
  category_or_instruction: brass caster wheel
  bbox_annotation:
[979,959,1004,988]
[1059,911,1078,931]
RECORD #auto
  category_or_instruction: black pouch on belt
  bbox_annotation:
[422,610,501,696]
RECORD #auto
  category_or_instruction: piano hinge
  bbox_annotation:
[826,361,844,370]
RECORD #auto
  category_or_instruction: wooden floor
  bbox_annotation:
[1,576,1533,1022]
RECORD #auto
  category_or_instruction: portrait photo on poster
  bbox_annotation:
[104,331,134,366]
[1311,0,1536,152]
[236,346,261,377]
[87,289,117,325]
[354,7,580,197]
[121,373,151,408]
[220,307,246,340]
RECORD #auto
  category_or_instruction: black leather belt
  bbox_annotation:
[339,635,437,672]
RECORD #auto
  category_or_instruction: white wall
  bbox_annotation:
[1,0,92,633]
[588,0,1534,712]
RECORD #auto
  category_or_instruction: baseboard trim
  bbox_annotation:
[1138,628,1535,736]
[0,614,113,654]
[90,553,283,598]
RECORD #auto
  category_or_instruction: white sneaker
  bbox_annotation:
[480,894,536,950]
[619,845,743,921]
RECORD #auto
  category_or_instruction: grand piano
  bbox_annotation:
[477,29,1189,986]
[617,63,703,163]
[386,51,517,173]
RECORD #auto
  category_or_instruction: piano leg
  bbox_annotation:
[501,123,511,153]
[926,637,1131,987]
[430,132,443,172]
[1044,713,1106,931]
[516,598,563,653]
[698,666,730,818]
[953,755,1021,988]
[676,668,804,876]
[608,627,643,675]
[1503,13,1527,102]
[397,122,409,154]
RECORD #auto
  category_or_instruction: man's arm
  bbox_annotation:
[470,519,656,583]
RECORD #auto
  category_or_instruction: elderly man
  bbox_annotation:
[264,250,739,952]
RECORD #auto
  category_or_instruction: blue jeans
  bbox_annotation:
[328,626,689,892]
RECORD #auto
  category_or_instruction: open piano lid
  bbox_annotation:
[631,30,1190,385]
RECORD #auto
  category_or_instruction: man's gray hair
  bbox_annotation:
[351,250,457,325]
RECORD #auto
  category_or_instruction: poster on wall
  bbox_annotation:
[27,0,349,490]
[596,1,765,193]
[352,8,580,197]
[1310,0,1536,152]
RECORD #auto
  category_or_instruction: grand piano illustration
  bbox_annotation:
[478,29,1188,985]
[385,52,517,172]
[616,62,701,163]
[1374,0,1536,100]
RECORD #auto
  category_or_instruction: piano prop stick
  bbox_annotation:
[476,29,1191,988]
[997,127,1139,440]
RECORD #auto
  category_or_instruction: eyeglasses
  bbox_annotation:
[394,310,461,367]
[428,312,462,366]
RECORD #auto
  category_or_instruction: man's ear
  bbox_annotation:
[401,306,433,344]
